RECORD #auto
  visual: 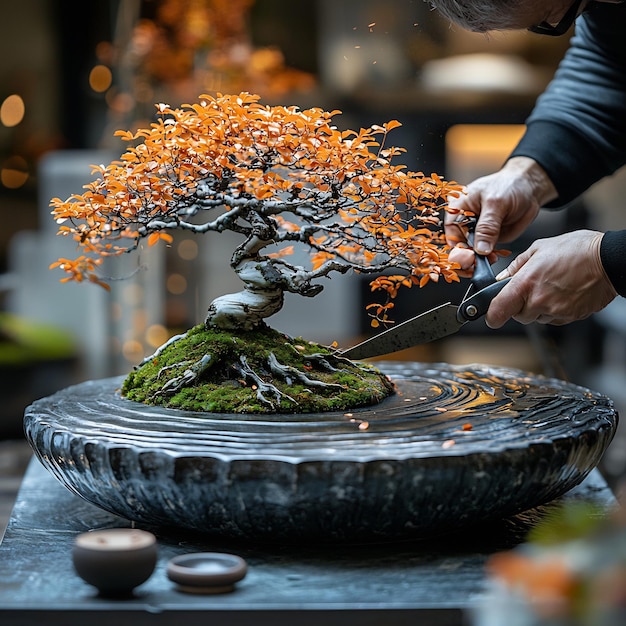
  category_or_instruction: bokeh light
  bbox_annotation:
[122,339,144,364]
[146,324,170,348]
[178,239,199,261]
[89,65,113,93]
[1,94,25,127]
[167,273,187,295]
[122,283,144,307]
[1,156,29,189]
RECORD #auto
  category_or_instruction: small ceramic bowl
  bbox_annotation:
[72,528,157,597]
[167,552,247,594]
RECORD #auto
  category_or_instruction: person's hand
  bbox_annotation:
[445,156,558,256]
[485,230,617,328]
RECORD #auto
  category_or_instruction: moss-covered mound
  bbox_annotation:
[122,324,395,414]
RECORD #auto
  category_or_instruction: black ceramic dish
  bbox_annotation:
[24,362,618,542]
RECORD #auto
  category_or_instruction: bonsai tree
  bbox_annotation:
[50,92,463,414]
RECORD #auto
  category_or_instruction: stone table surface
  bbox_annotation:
[0,458,617,626]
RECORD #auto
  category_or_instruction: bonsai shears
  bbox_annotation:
[341,234,512,360]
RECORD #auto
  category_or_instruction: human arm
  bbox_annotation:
[510,3,626,209]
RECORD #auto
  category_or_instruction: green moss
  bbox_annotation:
[122,324,394,414]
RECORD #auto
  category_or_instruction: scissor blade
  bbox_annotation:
[341,303,465,360]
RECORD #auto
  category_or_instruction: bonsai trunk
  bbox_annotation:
[204,255,285,331]
[204,233,322,331]
[205,284,284,331]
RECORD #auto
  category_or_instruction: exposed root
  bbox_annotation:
[232,355,297,409]
[139,331,189,367]
[285,345,366,374]
[304,352,360,372]
[155,354,214,397]
[268,353,345,390]
[157,361,191,379]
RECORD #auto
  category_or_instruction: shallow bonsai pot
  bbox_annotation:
[24,362,618,542]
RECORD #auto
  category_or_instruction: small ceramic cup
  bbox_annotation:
[72,528,158,597]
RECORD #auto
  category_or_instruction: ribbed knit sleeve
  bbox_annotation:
[601,230,626,297]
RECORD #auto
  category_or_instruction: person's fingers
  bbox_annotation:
[448,246,474,270]
[485,250,532,328]
[472,203,506,255]
[444,220,469,250]
[444,191,472,249]
[447,245,474,278]
[485,280,525,328]
[494,248,528,280]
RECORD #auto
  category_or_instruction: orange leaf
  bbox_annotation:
[384,120,402,132]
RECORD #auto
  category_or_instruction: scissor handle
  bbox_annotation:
[465,231,497,290]
[458,278,510,322]
[457,231,510,322]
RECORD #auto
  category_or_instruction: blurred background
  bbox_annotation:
[1,0,626,520]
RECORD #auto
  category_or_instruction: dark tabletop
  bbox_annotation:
[0,457,617,626]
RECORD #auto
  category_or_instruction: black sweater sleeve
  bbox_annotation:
[510,3,626,207]
[601,231,626,297]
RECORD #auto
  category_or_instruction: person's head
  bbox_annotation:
[427,0,622,35]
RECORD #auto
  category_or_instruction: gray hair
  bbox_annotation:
[426,0,532,32]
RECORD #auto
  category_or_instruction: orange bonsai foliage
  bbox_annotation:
[50,92,462,330]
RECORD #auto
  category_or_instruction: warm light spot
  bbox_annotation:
[89,65,113,93]
[167,273,187,295]
[446,124,526,181]
[108,90,135,114]
[178,239,198,261]
[104,87,118,109]
[122,284,144,306]
[110,302,123,322]
[146,324,170,348]
[1,94,25,127]
[1,156,28,189]
[95,41,115,65]
[122,339,144,363]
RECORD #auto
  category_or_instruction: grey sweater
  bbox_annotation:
[510,2,626,295]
